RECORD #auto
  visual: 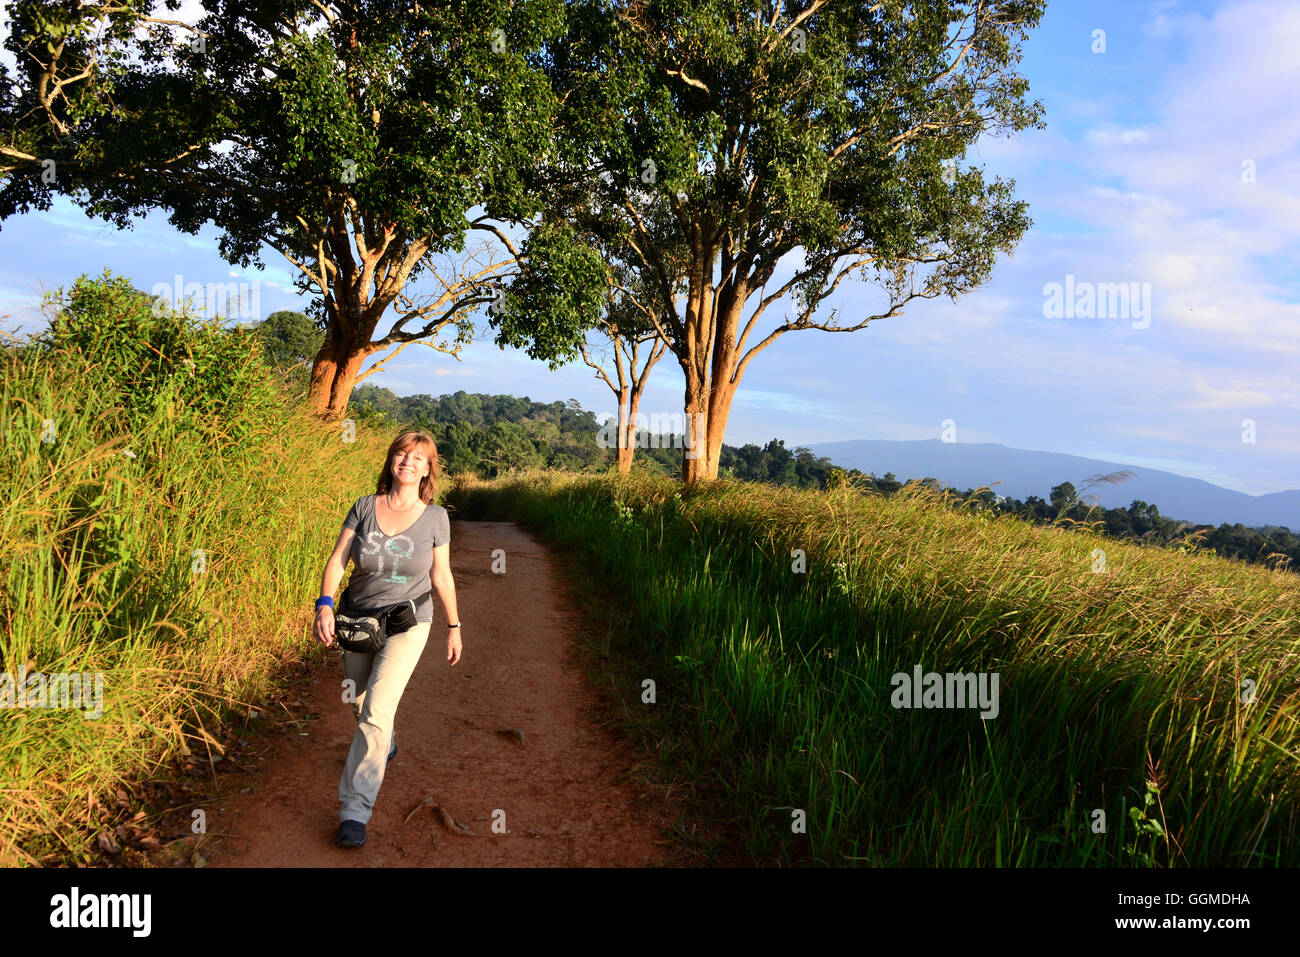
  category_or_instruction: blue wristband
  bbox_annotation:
[316,596,334,611]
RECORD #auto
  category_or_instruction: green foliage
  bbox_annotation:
[349,386,611,477]
[33,270,280,450]
[514,0,1047,381]
[3,0,567,255]
[1050,481,1078,514]
[253,310,323,367]
[0,270,391,865]
[2,0,589,391]
[720,439,824,488]
[1125,779,1167,868]
[433,420,482,476]
[998,497,1298,577]
[0,0,154,192]
[491,218,611,369]
[830,560,851,598]
[347,401,394,432]
[478,421,546,476]
[448,469,1300,866]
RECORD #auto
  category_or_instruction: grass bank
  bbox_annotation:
[0,273,405,865]
[445,468,1300,866]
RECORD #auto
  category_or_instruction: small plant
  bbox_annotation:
[831,560,851,597]
[613,501,636,530]
[672,653,702,674]
[1125,778,1166,867]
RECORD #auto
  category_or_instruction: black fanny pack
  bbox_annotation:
[334,588,428,653]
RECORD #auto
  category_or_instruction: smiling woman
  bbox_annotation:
[311,428,460,849]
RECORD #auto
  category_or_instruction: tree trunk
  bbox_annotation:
[681,380,735,486]
[618,382,652,473]
[600,335,668,474]
[680,267,744,488]
[615,392,633,473]
[681,394,709,486]
[304,213,420,423]
[308,314,373,422]
[307,331,340,418]
[326,349,368,420]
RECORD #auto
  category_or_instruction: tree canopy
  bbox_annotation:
[1,0,579,419]
[489,0,1046,485]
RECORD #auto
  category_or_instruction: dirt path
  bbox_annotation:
[203,520,679,867]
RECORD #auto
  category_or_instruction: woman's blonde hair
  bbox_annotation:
[375,429,439,504]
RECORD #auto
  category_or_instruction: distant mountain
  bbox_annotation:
[804,439,1300,530]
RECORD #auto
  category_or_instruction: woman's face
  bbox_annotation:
[391,446,430,484]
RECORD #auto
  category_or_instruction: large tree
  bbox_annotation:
[492,0,1046,485]
[1,0,573,420]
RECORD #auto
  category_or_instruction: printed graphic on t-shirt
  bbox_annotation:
[359,529,417,584]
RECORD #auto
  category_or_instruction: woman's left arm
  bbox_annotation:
[430,541,461,665]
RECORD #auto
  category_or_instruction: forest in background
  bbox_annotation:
[245,309,1299,574]
[342,378,1300,577]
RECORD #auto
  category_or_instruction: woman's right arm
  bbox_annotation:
[313,527,356,647]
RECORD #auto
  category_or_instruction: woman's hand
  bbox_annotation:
[314,606,336,648]
[447,627,462,666]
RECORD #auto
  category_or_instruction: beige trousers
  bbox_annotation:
[337,620,432,824]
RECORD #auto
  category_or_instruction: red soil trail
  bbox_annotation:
[203,520,680,867]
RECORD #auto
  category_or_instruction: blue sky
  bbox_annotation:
[1,0,1297,494]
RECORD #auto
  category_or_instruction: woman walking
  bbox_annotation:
[313,429,461,848]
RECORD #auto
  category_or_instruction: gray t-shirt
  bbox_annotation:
[341,494,450,622]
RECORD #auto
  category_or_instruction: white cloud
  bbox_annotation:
[1184,379,1276,411]
[1084,126,1155,148]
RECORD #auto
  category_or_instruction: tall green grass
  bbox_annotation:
[0,273,395,865]
[447,469,1300,866]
